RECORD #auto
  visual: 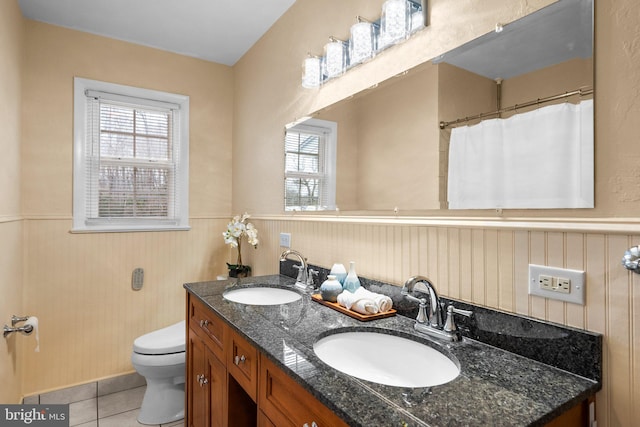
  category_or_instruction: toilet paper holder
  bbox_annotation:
[3,315,34,338]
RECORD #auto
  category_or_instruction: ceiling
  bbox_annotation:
[435,0,592,80]
[17,0,297,66]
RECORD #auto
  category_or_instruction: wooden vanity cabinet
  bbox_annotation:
[259,355,349,427]
[187,296,229,427]
[544,397,595,427]
[187,328,227,427]
[187,293,592,427]
[187,294,345,427]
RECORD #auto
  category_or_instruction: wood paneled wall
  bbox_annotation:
[0,220,24,403]
[17,215,640,426]
[20,218,229,395]
[251,218,639,427]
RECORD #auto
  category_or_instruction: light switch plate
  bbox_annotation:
[279,232,291,248]
[528,264,585,305]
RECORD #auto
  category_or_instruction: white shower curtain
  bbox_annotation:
[447,99,593,209]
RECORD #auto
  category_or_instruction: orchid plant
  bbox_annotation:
[223,213,259,275]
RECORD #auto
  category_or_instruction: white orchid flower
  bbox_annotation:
[223,213,259,267]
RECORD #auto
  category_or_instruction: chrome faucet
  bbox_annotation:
[402,275,472,342]
[280,249,316,289]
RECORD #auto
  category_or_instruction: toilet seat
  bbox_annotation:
[133,320,185,355]
[132,351,185,368]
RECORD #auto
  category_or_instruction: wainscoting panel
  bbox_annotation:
[251,217,639,427]
[21,217,229,396]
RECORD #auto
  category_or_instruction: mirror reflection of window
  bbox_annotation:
[284,119,337,211]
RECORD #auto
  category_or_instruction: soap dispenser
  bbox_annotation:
[342,261,361,293]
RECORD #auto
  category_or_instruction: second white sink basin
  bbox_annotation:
[313,331,460,388]
[223,286,302,305]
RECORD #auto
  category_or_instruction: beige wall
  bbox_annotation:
[356,67,440,211]
[21,21,234,218]
[502,58,593,107]
[0,0,24,404]
[234,0,640,426]
[4,0,639,426]
[16,20,235,394]
[313,66,440,211]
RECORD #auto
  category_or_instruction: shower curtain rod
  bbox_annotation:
[439,86,594,130]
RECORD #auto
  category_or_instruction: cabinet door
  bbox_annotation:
[259,355,348,427]
[188,328,227,427]
[187,328,207,427]
[227,329,258,402]
[206,345,227,427]
[257,410,277,427]
[189,296,226,361]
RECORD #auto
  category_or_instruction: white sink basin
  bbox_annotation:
[313,331,459,388]
[223,286,302,305]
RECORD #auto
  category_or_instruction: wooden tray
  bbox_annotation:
[311,294,396,322]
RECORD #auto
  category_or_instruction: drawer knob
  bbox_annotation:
[234,354,246,365]
[302,423,318,427]
[196,374,208,387]
[199,319,209,328]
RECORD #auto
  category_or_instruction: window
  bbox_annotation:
[73,78,189,232]
[284,119,337,211]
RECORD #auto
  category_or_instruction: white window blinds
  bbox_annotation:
[73,78,189,232]
[284,121,336,211]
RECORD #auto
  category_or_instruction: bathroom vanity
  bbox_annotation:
[184,275,600,426]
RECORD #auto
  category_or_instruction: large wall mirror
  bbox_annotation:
[285,0,593,214]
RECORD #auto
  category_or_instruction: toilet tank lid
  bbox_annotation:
[133,320,186,355]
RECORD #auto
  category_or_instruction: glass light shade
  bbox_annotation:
[379,0,411,50]
[410,9,424,33]
[349,21,376,65]
[302,56,322,88]
[324,41,346,79]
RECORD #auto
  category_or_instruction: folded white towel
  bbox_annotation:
[336,287,393,314]
[357,287,393,313]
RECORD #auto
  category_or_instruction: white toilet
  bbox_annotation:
[131,320,186,425]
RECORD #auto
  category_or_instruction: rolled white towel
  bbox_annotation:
[337,288,378,314]
[357,287,393,313]
[351,299,379,315]
[336,287,391,315]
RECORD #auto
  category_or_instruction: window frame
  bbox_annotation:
[284,118,337,212]
[72,77,190,232]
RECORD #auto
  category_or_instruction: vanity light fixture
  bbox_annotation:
[410,1,425,33]
[301,0,426,89]
[379,0,412,51]
[349,16,377,66]
[324,37,348,79]
[301,54,322,88]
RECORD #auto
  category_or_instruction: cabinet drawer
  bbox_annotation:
[227,329,258,401]
[259,355,348,427]
[189,296,226,361]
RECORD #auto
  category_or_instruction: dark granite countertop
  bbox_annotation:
[184,275,601,427]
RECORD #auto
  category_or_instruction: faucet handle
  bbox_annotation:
[307,268,319,287]
[404,293,429,324]
[292,264,305,282]
[443,305,473,334]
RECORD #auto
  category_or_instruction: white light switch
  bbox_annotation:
[279,232,291,248]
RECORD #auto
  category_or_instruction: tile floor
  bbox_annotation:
[23,372,184,427]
